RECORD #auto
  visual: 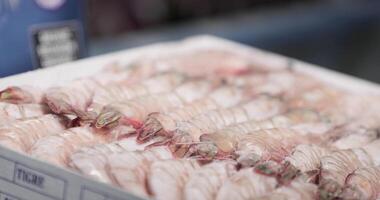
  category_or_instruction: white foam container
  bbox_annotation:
[0,35,379,200]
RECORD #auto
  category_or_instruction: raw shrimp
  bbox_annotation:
[137,85,248,144]
[190,109,330,161]
[340,165,380,200]
[69,137,152,183]
[29,126,113,166]
[44,65,154,115]
[106,147,173,198]
[331,128,379,150]
[318,140,380,200]
[0,114,68,152]
[148,159,200,200]
[289,88,380,127]
[95,80,216,129]
[276,144,329,184]
[169,95,285,157]
[229,71,320,99]
[190,127,308,165]
[0,86,44,104]
[256,180,318,200]
[184,161,237,200]
[235,128,311,168]
[216,168,277,200]
[131,49,254,77]
[0,103,50,121]
[89,72,187,114]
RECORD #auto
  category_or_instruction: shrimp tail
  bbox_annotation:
[73,110,98,125]
[45,96,74,115]
[237,153,261,168]
[276,162,300,185]
[95,107,122,129]
[0,87,35,103]
[136,116,165,143]
[318,179,343,200]
[254,161,282,177]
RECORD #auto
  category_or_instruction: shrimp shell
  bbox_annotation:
[29,126,110,166]
[285,144,329,173]
[0,114,68,152]
[236,128,309,167]
[257,180,318,200]
[198,109,328,157]
[340,165,380,200]
[276,144,329,184]
[331,128,379,150]
[44,68,141,115]
[179,95,284,142]
[89,72,186,113]
[216,168,277,200]
[0,86,44,104]
[132,49,253,77]
[319,149,373,200]
[69,137,151,183]
[184,161,237,200]
[106,147,173,198]
[0,103,50,121]
[95,80,216,129]
[148,159,200,200]
[137,86,247,143]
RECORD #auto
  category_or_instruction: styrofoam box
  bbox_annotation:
[0,35,379,200]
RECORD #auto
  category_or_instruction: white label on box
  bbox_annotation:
[14,164,65,200]
[0,156,15,181]
[81,189,105,200]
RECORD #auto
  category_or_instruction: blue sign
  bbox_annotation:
[0,0,86,77]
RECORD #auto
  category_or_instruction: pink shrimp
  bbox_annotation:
[147,159,200,200]
[191,127,310,165]
[106,147,173,198]
[289,88,380,128]
[0,86,44,104]
[131,49,254,77]
[43,65,154,115]
[234,128,311,168]
[256,179,318,200]
[229,71,321,99]
[276,144,330,185]
[68,136,152,183]
[216,168,277,200]
[168,95,285,157]
[340,165,380,200]
[0,103,50,121]
[190,109,330,161]
[137,85,248,144]
[95,79,217,130]
[0,114,69,152]
[184,160,237,200]
[241,109,332,135]
[331,128,379,150]
[318,140,380,200]
[29,126,114,166]
[88,72,187,115]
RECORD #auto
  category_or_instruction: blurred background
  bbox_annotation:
[1,0,379,83]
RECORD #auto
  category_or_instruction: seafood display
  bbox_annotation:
[1,47,380,200]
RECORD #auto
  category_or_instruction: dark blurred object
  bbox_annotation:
[86,0,315,38]
[87,0,380,83]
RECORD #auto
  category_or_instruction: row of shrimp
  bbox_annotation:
[1,48,380,200]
